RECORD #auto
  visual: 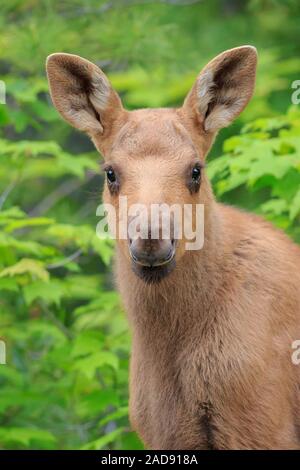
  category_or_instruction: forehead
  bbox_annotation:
[110,109,197,162]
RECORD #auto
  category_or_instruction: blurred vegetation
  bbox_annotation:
[0,0,300,450]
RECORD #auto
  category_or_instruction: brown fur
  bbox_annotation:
[46,46,300,449]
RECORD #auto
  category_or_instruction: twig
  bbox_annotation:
[0,180,17,211]
[41,301,73,340]
[64,0,203,17]
[74,200,95,219]
[47,248,83,270]
[159,0,202,4]
[29,173,95,217]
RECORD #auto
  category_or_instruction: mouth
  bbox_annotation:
[131,256,176,284]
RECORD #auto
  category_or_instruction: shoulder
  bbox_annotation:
[217,203,300,286]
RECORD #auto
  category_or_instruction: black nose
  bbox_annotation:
[129,237,175,267]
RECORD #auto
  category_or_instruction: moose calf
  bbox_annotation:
[47,46,300,449]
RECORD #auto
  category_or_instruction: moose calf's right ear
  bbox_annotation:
[183,46,257,133]
[46,53,123,136]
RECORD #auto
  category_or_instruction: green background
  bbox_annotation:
[0,0,300,450]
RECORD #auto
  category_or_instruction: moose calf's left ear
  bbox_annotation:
[46,53,123,136]
[183,46,257,132]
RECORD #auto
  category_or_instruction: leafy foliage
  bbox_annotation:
[0,0,300,450]
[0,136,137,449]
[209,107,300,241]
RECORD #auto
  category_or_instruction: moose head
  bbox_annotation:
[46,46,257,283]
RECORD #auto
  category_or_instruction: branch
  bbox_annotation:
[64,0,203,17]
[159,0,202,4]
[47,248,83,270]
[0,180,18,211]
[29,173,95,217]
[40,301,73,340]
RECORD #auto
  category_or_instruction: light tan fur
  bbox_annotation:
[47,46,300,449]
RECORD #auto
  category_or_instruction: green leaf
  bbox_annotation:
[72,351,119,379]
[74,292,120,316]
[57,152,98,179]
[98,406,129,427]
[0,232,56,257]
[5,217,54,233]
[71,331,104,358]
[23,279,66,306]
[0,277,19,292]
[261,199,288,217]
[0,427,56,447]
[289,188,300,220]
[0,206,26,220]
[81,428,125,450]
[0,259,49,281]
[92,237,114,266]
[77,390,120,418]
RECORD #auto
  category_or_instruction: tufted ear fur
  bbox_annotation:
[183,46,257,132]
[46,53,123,137]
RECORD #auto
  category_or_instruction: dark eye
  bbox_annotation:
[106,168,116,184]
[192,165,201,181]
[187,162,202,194]
[104,166,119,194]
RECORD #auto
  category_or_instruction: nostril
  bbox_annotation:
[129,238,176,268]
[129,247,153,267]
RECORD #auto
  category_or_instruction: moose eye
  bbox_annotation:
[187,162,202,194]
[106,168,116,183]
[192,166,201,181]
[104,166,119,194]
